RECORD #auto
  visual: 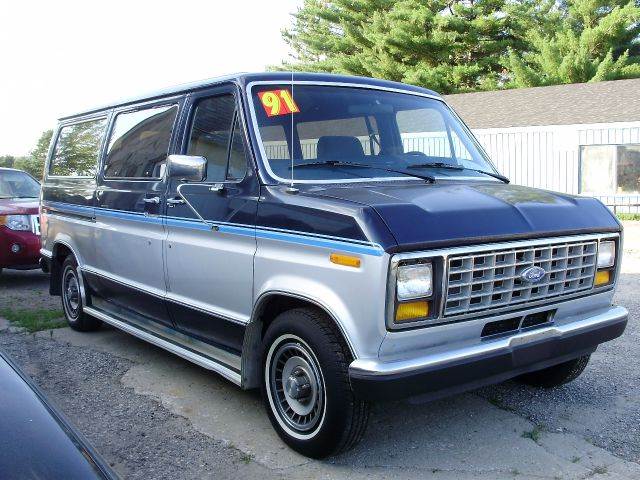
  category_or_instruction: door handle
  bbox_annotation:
[143,196,161,204]
[166,197,185,207]
[209,183,224,193]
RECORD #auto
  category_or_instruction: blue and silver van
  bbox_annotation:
[40,73,627,458]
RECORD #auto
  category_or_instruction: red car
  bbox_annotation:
[0,168,42,275]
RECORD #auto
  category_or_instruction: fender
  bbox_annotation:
[241,289,359,389]
[49,238,86,303]
[252,290,356,356]
[51,235,85,268]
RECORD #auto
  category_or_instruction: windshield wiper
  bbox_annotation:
[408,162,509,183]
[408,162,464,171]
[461,168,509,183]
[292,160,436,183]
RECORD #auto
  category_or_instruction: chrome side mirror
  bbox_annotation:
[167,155,207,182]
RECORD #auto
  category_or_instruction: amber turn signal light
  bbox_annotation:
[330,253,361,268]
[395,301,430,322]
[594,269,611,286]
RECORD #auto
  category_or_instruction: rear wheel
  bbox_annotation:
[61,256,101,332]
[261,307,369,458]
[517,355,590,388]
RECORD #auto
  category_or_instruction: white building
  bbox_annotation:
[446,78,640,213]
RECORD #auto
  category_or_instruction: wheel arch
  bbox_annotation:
[241,291,356,389]
[49,240,82,296]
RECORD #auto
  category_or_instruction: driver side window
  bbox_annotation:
[187,94,248,182]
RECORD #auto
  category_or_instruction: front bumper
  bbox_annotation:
[349,305,628,401]
[0,226,41,269]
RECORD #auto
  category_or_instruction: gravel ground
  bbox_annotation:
[0,332,280,480]
[0,268,59,311]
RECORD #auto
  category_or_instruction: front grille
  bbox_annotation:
[444,239,598,317]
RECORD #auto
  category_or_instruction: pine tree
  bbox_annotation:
[504,0,640,86]
[278,0,530,93]
[278,0,640,92]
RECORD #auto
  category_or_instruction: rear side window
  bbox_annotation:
[49,118,108,177]
[297,116,380,159]
[104,104,178,179]
[260,125,290,160]
[396,108,451,157]
[187,94,248,182]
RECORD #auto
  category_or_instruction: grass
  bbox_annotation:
[616,213,640,221]
[0,308,66,332]
[521,425,543,444]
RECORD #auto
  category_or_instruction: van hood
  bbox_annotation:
[305,182,620,252]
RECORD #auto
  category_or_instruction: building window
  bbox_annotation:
[580,144,640,194]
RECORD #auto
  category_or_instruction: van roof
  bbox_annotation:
[59,72,440,121]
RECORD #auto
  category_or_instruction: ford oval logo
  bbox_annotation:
[521,266,546,283]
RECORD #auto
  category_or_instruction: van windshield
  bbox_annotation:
[250,84,498,182]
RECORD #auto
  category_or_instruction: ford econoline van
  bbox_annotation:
[40,73,627,458]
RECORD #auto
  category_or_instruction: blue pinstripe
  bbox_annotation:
[44,201,384,256]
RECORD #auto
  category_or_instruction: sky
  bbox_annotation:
[0,0,300,156]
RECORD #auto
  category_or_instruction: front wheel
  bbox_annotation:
[261,307,369,458]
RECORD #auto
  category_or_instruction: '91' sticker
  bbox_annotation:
[258,89,300,117]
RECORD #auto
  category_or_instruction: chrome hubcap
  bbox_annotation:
[63,269,80,317]
[285,367,312,401]
[269,340,324,432]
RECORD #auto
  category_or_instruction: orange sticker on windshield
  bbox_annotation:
[258,89,300,117]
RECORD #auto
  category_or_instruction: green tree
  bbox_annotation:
[14,130,53,179]
[279,0,640,92]
[0,155,16,168]
[507,0,640,87]
[49,122,102,177]
[278,0,531,93]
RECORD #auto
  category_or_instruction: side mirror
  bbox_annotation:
[167,154,207,182]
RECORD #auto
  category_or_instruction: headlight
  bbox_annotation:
[397,263,433,300]
[595,240,616,287]
[597,240,615,268]
[1,215,31,231]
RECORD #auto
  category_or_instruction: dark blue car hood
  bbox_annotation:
[306,181,620,252]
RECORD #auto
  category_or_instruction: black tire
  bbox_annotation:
[261,307,369,458]
[517,355,590,388]
[60,256,101,332]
